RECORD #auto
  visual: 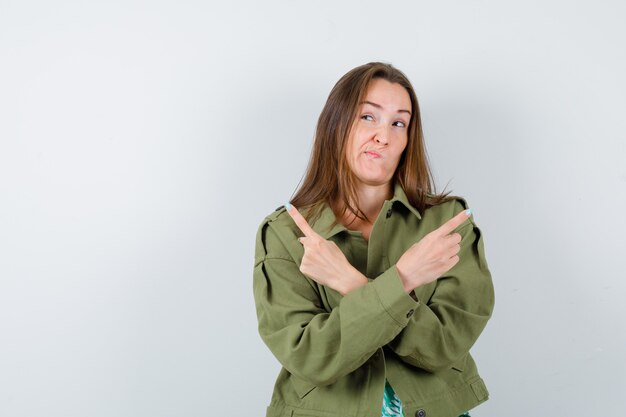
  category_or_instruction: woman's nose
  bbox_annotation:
[375,130,388,145]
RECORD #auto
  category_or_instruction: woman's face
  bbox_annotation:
[345,78,411,188]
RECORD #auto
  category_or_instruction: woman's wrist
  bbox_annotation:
[395,262,417,294]
[338,267,368,296]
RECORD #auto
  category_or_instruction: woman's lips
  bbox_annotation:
[365,151,381,158]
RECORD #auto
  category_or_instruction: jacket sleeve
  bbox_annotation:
[386,201,495,373]
[252,215,419,387]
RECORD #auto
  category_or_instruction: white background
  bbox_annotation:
[1,1,625,415]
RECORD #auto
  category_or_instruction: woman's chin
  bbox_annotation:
[352,164,394,185]
[355,174,392,186]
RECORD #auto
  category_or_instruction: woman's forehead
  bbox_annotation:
[362,79,411,112]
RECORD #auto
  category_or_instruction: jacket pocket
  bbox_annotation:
[451,354,467,372]
[470,377,489,401]
[290,375,317,399]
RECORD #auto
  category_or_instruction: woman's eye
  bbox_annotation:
[393,121,406,128]
[361,114,374,121]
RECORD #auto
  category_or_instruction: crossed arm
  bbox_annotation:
[252,210,494,386]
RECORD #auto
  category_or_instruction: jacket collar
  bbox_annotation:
[309,181,422,240]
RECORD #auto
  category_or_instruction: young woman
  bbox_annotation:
[253,62,495,417]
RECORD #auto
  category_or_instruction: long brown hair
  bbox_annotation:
[290,61,455,231]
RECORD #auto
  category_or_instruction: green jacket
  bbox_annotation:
[252,181,495,417]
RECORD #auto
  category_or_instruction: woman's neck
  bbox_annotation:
[333,182,393,228]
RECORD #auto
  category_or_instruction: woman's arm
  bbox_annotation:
[385,200,495,372]
[252,217,418,387]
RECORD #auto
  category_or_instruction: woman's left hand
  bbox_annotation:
[285,203,367,296]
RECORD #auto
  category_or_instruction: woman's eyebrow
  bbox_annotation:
[360,100,411,115]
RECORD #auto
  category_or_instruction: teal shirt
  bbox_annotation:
[382,379,405,416]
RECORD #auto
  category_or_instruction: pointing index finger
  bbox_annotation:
[435,208,472,236]
[285,202,319,238]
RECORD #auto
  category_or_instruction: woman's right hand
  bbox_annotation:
[285,202,368,296]
[395,209,471,292]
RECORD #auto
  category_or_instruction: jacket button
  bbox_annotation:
[406,309,414,318]
[386,207,393,218]
[415,409,426,417]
